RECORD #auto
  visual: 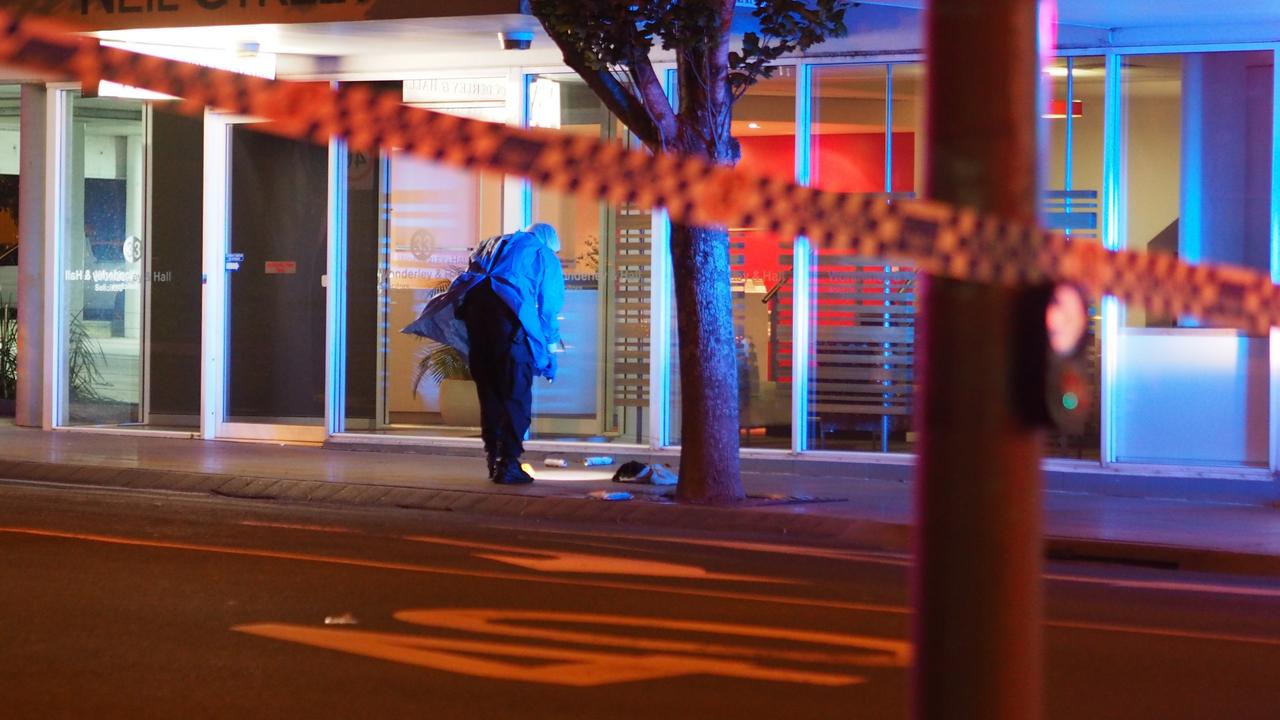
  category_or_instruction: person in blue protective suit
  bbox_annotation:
[403,223,564,484]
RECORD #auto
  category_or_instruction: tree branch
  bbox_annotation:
[674,2,734,162]
[538,21,675,152]
[624,51,679,151]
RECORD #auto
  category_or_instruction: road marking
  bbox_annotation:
[0,526,905,614]
[528,530,1280,599]
[1044,574,1280,599]
[393,609,909,666]
[403,534,795,583]
[235,608,909,687]
[1048,620,1280,647]
[521,530,912,566]
[238,520,361,534]
[9,526,1278,646]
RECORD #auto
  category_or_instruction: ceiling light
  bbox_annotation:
[1043,65,1102,78]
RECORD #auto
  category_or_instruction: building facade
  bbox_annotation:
[1,1,1278,498]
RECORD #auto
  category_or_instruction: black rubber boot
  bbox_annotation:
[491,460,534,485]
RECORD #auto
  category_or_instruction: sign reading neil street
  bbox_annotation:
[12,0,526,30]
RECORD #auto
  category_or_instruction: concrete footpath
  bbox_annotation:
[1,421,1278,577]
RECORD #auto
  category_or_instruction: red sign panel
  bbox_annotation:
[264,261,297,275]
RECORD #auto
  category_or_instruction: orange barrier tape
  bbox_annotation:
[2,10,1277,335]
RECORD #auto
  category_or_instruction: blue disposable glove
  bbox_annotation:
[545,354,558,382]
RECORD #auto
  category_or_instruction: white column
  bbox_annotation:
[324,135,348,437]
[1099,52,1126,465]
[1269,46,1280,472]
[123,132,144,339]
[16,84,45,427]
[791,62,813,454]
[200,112,231,440]
[1179,53,1256,268]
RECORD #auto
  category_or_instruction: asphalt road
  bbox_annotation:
[1,480,1278,719]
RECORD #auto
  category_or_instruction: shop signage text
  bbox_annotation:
[64,267,141,292]
[82,0,368,14]
[403,78,506,106]
[29,0,526,31]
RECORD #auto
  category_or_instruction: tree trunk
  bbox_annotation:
[670,222,744,504]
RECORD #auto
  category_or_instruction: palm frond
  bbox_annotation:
[412,342,471,397]
[67,311,108,402]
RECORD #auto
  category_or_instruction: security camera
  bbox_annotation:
[499,30,533,51]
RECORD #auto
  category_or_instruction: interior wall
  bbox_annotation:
[0,129,17,173]
[84,135,127,180]
[1116,331,1269,466]
[1126,93,1182,253]
[736,131,915,283]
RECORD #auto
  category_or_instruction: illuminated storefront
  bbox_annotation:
[7,2,1280,491]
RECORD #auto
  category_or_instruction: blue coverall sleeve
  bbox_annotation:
[537,246,565,348]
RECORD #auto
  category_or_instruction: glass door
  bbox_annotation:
[205,115,330,442]
[1110,51,1273,467]
[526,73,653,446]
[53,91,204,433]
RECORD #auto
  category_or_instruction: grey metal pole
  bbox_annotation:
[911,1,1044,719]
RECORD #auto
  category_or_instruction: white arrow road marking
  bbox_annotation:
[234,608,910,687]
[521,530,1280,599]
[394,609,910,666]
[403,535,796,583]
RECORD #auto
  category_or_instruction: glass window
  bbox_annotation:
[0,85,19,409]
[805,63,920,453]
[343,79,509,436]
[345,75,654,448]
[1123,54,1184,320]
[528,74,651,445]
[350,151,507,435]
[1042,56,1105,460]
[57,93,203,428]
[1113,51,1273,467]
[668,68,797,449]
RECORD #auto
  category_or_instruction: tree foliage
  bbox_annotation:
[729,0,851,95]
[531,0,850,152]
[532,1,849,88]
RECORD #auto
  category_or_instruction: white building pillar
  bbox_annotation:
[123,132,144,339]
[16,84,45,427]
[1180,52,1269,270]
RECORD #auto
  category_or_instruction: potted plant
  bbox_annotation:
[0,307,107,418]
[0,302,15,416]
[412,341,480,427]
